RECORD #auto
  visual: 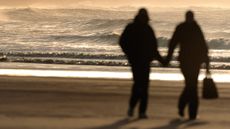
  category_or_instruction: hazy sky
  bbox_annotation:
[0,0,229,8]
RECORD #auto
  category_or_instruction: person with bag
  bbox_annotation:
[165,10,210,120]
[119,8,164,119]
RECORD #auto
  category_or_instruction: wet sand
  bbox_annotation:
[0,76,229,129]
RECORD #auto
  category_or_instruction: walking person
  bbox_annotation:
[166,11,210,120]
[119,8,164,119]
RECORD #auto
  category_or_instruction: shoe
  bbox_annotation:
[189,115,199,121]
[127,109,134,117]
[189,117,197,121]
[138,113,148,119]
[178,110,184,118]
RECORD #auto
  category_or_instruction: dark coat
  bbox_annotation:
[119,22,162,64]
[167,21,209,64]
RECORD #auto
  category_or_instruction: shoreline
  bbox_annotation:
[0,62,229,83]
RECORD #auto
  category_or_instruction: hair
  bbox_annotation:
[134,8,150,24]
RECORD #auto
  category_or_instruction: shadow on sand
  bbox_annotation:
[87,118,140,129]
[86,118,208,129]
[150,118,208,129]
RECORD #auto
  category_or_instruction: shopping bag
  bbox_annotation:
[202,74,218,99]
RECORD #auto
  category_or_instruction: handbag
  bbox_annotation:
[202,72,219,99]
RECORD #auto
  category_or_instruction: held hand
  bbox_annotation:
[162,61,168,67]
[161,57,170,67]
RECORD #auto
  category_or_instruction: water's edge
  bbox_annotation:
[0,62,229,83]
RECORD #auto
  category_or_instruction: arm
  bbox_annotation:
[166,26,180,65]
[150,28,165,65]
[119,25,130,54]
[198,25,210,74]
[119,24,136,63]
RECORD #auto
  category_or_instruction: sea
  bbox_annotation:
[0,7,229,82]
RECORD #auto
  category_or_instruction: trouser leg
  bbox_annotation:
[138,64,150,115]
[139,85,149,114]
[129,84,140,110]
[178,87,188,116]
[129,63,150,115]
[180,63,200,119]
[189,94,199,119]
[188,79,199,119]
[129,64,142,110]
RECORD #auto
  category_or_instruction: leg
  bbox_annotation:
[128,64,142,116]
[178,65,190,118]
[129,84,140,115]
[138,85,149,119]
[188,71,199,120]
[138,63,150,118]
[178,86,189,117]
[180,63,200,119]
[189,92,199,120]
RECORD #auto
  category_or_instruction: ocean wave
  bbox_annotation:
[6,52,125,59]
[5,8,132,22]
[2,56,230,70]
[53,34,230,49]
[3,51,230,62]
[157,37,230,49]
[3,8,230,50]
[47,33,120,44]
[86,19,131,28]
[43,33,230,49]
[208,38,230,49]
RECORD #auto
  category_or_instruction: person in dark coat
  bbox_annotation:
[119,8,164,119]
[166,10,210,120]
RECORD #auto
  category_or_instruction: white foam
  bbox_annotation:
[0,69,229,83]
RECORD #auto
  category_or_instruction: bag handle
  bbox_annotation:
[205,70,212,78]
[205,60,211,78]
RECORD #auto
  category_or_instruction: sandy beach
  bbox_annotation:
[0,75,229,129]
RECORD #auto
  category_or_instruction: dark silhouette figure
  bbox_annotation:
[119,8,164,119]
[166,11,210,120]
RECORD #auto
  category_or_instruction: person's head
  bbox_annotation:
[185,10,195,22]
[134,8,150,24]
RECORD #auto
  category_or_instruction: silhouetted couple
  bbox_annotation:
[119,8,209,120]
